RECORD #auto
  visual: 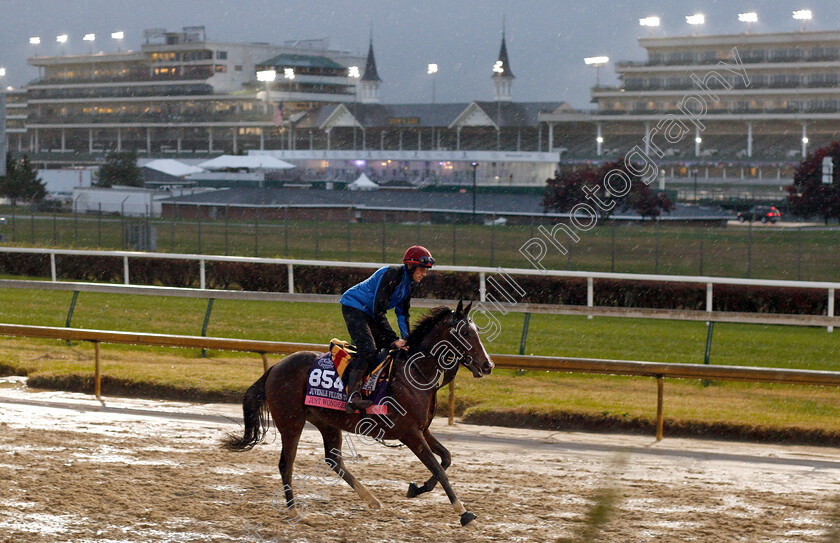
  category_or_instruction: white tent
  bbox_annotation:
[347,173,379,191]
[197,155,295,170]
[143,159,206,177]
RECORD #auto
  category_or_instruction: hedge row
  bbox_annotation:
[0,254,834,315]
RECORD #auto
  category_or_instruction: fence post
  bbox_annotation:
[490,222,495,267]
[519,313,532,355]
[171,207,176,251]
[50,253,56,282]
[587,277,594,320]
[284,206,289,258]
[73,207,77,245]
[224,205,229,256]
[11,205,15,242]
[380,216,385,262]
[346,208,352,261]
[97,203,102,247]
[287,263,294,294]
[699,225,705,276]
[829,288,835,334]
[94,341,102,402]
[197,207,203,254]
[52,210,57,246]
[200,298,214,358]
[706,283,713,314]
[30,207,34,243]
[611,220,616,273]
[200,259,206,290]
[656,376,664,441]
[316,218,321,260]
[65,290,79,346]
[479,272,486,302]
[123,256,129,285]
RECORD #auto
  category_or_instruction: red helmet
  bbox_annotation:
[403,245,435,268]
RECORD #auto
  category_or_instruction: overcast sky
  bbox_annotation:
[2,0,840,108]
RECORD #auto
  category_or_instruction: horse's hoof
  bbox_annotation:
[460,511,476,526]
[368,498,382,510]
[406,482,423,498]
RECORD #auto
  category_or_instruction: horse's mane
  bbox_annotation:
[406,306,453,352]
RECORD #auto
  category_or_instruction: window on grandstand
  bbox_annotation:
[216,51,228,60]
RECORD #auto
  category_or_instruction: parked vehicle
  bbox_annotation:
[737,206,781,224]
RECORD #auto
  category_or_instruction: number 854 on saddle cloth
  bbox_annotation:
[304,339,393,415]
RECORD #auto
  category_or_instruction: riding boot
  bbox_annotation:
[344,367,373,413]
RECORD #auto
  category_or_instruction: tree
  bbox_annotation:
[543,160,673,220]
[787,141,840,224]
[0,154,46,207]
[97,150,142,188]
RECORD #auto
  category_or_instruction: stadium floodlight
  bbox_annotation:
[56,34,68,44]
[686,14,705,25]
[427,63,438,75]
[584,56,609,86]
[584,56,609,66]
[110,31,124,40]
[738,12,758,23]
[283,68,295,80]
[29,36,41,45]
[793,9,812,30]
[639,16,660,27]
[83,33,95,41]
[256,69,277,82]
[347,65,360,78]
[0,67,5,78]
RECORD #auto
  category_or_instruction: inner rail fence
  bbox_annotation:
[1,323,839,441]
[0,247,836,337]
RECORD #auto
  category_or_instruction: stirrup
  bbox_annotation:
[345,391,373,413]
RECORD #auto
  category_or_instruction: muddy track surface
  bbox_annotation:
[2,378,840,542]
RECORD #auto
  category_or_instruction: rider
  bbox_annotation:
[339,245,435,413]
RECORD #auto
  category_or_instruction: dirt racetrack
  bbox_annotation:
[2,376,840,543]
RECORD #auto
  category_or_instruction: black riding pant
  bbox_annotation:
[341,305,394,376]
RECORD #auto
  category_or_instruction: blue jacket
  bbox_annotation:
[340,265,414,339]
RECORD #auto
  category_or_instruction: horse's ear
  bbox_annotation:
[456,300,463,314]
[464,301,473,314]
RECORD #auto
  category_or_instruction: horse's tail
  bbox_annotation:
[221,369,271,451]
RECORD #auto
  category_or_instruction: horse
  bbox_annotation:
[222,301,494,527]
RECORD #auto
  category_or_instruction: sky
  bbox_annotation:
[2,0,840,108]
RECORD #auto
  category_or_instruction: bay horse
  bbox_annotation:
[223,301,493,527]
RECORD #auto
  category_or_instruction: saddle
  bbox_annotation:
[329,339,394,392]
[303,339,395,414]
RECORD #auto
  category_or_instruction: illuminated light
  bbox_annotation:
[584,56,609,65]
[792,9,812,20]
[427,63,438,75]
[83,33,96,41]
[802,137,809,143]
[639,16,660,27]
[348,65,360,78]
[111,31,124,40]
[695,137,702,143]
[0,68,5,77]
[256,69,277,82]
[686,14,705,25]
[29,36,41,45]
[283,68,295,79]
[738,12,758,23]
[354,160,366,167]
[56,34,68,44]
[596,136,604,143]
[492,60,504,73]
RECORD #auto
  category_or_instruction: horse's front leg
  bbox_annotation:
[402,430,475,527]
[407,429,451,498]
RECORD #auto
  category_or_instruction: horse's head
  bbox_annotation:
[447,300,494,378]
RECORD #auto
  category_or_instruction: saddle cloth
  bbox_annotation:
[303,339,393,415]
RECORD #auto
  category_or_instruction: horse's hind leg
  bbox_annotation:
[272,420,306,521]
[407,430,451,498]
[318,425,382,510]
